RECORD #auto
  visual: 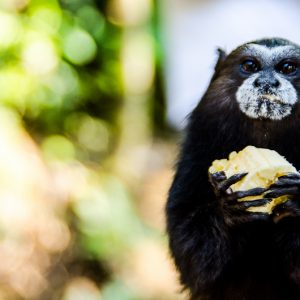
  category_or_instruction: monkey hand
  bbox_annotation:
[264,172,300,223]
[209,171,271,226]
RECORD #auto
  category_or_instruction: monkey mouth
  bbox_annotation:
[251,96,293,120]
[258,94,283,104]
[238,95,293,121]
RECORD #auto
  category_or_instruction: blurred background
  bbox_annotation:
[0,0,300,299]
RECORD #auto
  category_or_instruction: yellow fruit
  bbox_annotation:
[209,146,297,214]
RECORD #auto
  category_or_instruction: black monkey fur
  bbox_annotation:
[166,38,300,300]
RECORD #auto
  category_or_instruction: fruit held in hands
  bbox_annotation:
[209,146,297,213]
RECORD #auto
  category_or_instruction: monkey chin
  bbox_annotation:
[239,97,293,121]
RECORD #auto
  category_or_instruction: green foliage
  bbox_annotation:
[0,0,122,161]
[0,1,174,299]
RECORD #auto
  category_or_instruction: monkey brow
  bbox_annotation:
[243,44,300,64]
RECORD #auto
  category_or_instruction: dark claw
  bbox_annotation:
[218,172,248,192]
[264,186,299,198]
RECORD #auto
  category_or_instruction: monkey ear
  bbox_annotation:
[210,48,227,82]
[214,48,227,73]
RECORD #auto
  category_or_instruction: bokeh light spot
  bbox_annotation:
[42,135,75,162]
[62,277,101,300]
[63,28,97,65]
[0,12,20,48]
[0,67,35,106]
[37,217,71,253]
[22,38,59,75]
[77,116,110,153]
[76,5,105,39]
[29,6,62,35]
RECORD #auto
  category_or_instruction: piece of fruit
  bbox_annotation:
[209,146,297,214]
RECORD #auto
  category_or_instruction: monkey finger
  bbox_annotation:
[264,186,300,198]
[218,172,248,192]
[226,187,267,202]
[237,211,271,223]
[277,172,300,180]
[232,198,272,209]
[273,198,300,211]
[269,178,300,188]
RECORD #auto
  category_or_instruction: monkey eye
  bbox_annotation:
[240,59,260,74]
[277,61,298,75]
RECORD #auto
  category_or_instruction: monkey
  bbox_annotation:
[166,38,300,300]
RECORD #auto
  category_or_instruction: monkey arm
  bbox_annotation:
[166,169,232,294]
[167,163,273,294]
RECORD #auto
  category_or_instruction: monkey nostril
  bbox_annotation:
[254,78,261,87]
[273,79,280,88]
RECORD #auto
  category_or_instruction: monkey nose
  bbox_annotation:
[254,77,280,90]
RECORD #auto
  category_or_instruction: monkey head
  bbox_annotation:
[211,38,300,121]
